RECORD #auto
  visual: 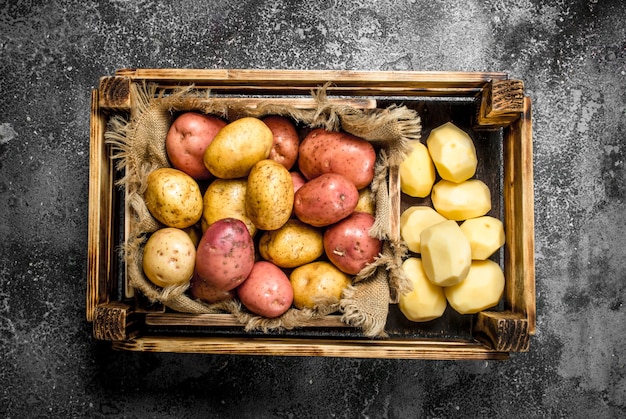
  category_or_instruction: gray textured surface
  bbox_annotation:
[1,0,625,417]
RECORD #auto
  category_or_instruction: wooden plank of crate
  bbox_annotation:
[475,79,525,128]
[144,313,348,328]
[111,336,509,360]
[99,76,132,110]
[474,310,530,352]
[93,301,140,341]
[87,89,114,321]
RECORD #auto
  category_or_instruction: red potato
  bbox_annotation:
[166,112,227,180]
[290,171,306,193]
[262,115,300,170]
[298,128,376,189]
[237,261,294,318]
[293,173,359,227]
[324,212,382,275]
[189,270,235,304]
[195,218,255,291]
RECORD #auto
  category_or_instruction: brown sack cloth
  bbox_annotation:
[105,81,421,337]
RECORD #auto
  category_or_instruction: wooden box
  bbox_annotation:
[88,69,534,360]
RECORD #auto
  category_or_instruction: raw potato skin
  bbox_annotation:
[355,188,375,215]
[290,261,351,309]
[237,261,294,318]
[298,128,376,189]
[203,117,273,179]
[195,218,255,291]
[202,178,257,237]
[431,179,492,221]
[259,219,324,268]
[294,173,359,227]
[444,259,505,314]
[166,112,227,180]
[400,141,436,198]
[262,115,300,170]
[323,211,382,275]
[144,168,203,229]
[399,258,447,322]
[246,159,294,231]
[189,270,235,304]
[142,228,196,288]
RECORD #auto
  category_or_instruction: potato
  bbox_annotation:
[195,218,255,291]
[202,178,257,237]
[237,261,294,318]
[182,225,202,248]
[323,212,382,275]
[189,271,235,304]
[144,168,203,229]
[444,259,505,314]
[400,141,436,198]
[294,173,359,227]
[259,219,324,268]
[459,216,506,260]
[298,128,376,189]
[166,112,226,180]
[399,206,447,253]
[431,179,491,221]
[290,261,351,309]
[426,122,477,183]
[142,228,196,288]
[355,187,375,215]
[290,171,306,194]
[203,117,273,179]
[246,159,294,231]
[262,115,299,170]
[398,258,447,322]
[420,220,471,287]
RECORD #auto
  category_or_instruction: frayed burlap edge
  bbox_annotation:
[105,81,420,337]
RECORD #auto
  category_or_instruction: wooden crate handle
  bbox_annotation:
[475,79,525,129]
[93,302,140,341]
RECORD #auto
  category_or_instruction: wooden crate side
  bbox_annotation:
[502,96,536,334]
[111,336,509,360]
[99,76,132,111]
[474,310,530,352]
[475,79,525,129]
[93,301,140,341]
[87,89,113,321]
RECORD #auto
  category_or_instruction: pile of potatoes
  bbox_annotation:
[398,122,506,322]
[141,112,382,319]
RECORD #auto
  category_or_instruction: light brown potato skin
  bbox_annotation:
[237,261,294,318]
[246,159,294,231]
[202,178,257,237]
[298,128,376,189]
[144,168,203,229]
[166,112,226,180]
[323,212,382,275]
[262,115,300,170]
[259,219,324,268]
[195,218,255,291]
[142,228,196,288]
[293,173,359,227]
[290,261,351,309]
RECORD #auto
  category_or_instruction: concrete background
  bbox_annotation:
[1,0,625,417]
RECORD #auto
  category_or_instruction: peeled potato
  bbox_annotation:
[142,228,196,288]
[426,122,477,183]
[400,206,447,253]
[420,220,471,287]
[399,258,447,322]
[459,216,506,260]
[431,179,491,221]
[444,259,505,314]
[400,141,436,197]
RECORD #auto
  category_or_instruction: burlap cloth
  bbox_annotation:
[105,81,421,337]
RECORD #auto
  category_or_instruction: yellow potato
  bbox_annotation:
[202,178,257,237]
[459,216,506,260]
[203,117,273,179]
[290,261,352,309]
[444,259,505,314]
[259,219,324,268]
[431,179,491,221]
[144,168,203,229]
[400,141,436,197]
[426,122,477,183]
[400,206,447,253]
[355,187,375,215]
[399,258,447,322]
[142,228,196,288]
[420,220,471,287]
[246,159,294,231]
